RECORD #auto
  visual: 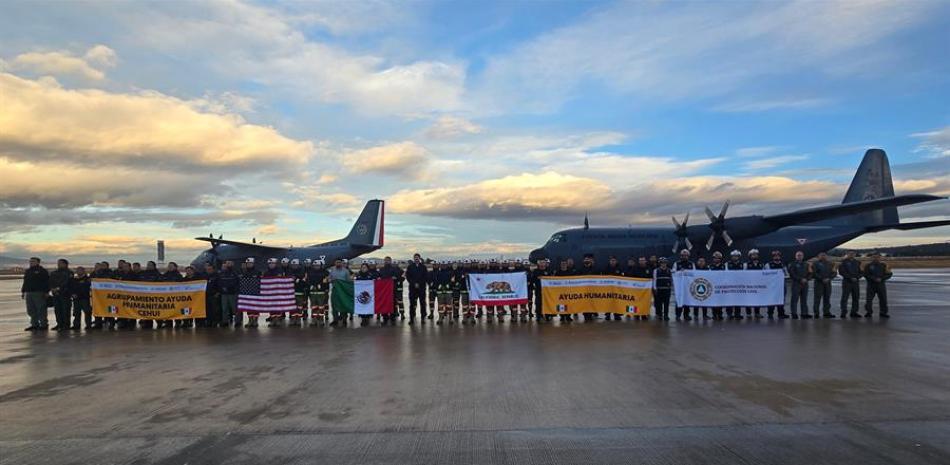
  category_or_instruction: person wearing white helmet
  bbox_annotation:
[529,258,552,323]
[262,258,287,327]
[435,261,453,325]
[377,256,402,325]
[744,249,765,318]
[673,249,695,321]
[725,250,745,320]
[426,260,439,323]
[241,258,263,328]
[308,259,330,326]
[707,252,726,320]
[288,258,308,326]
[459,260,475,324]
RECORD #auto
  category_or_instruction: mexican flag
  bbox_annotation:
[331,279,394,315]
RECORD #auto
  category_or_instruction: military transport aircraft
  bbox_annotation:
[190,199,384,270]
[528,149,950,265]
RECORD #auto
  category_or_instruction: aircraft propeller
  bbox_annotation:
[671,212,693,253]
[704,200,733,250]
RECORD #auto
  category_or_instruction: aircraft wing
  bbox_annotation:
[863,219,950,233]
[763,194,946,227]
[194,237,287,251]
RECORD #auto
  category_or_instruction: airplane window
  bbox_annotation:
[550,233,567,243]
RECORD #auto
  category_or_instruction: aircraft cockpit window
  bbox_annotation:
[549,233,567,243]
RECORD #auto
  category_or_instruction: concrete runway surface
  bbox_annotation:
[1,270,949,465]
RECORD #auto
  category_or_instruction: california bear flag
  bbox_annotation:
[331,279,394,315]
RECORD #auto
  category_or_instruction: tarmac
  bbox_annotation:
[1,269,949,465]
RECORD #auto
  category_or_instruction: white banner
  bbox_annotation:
[468,272,529,305]
[673,270,785,307]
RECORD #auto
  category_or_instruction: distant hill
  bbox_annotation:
[833,242,950,257]
[0,255,28,267]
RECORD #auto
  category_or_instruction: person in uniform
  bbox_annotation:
[787,251,812,319]
[426,261,440,322]
[553,259,575,323]
[289,259,308,327]
[301,259,313,322]
[672,249,694,321]
[625,257,652,320]
[240,258,261,328]
[355,262,377,327]
[180,266,198,328]
[811,252,836,318]
[433,261,451,325]
[653,258,673,321]
[459,260,473,324]
[448,261,464,324]
[725,250,745,320]
[159,262,183,329]
[89,262,113,329]
[602,256,623,321]
[863,252,893,318]
[766,251,789,319]
[577,254,600,322]
[68,266,92,330]
[48,259,74,331]
[707,252,726,320]
[22,257,50,331]
[405,253,428,325]
[692,256,711,320]
[529,259,552,322]
[201,262,221,328]
[328,258,352,327]
[744,249,765,318]
[261,258,287,327]
[308,259,330,326]
[137,261,162,329]
[218,260,239,328]
[376,257,400,325]
[838,250,862,318]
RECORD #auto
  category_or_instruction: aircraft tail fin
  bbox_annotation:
[828,148,899,226]
[344,200,384,248]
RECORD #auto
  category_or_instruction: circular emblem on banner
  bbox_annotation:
[357,291,372,305]
[690,277,713,301]
[357,223,368,235]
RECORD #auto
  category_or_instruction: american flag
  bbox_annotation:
[238,276,295,313]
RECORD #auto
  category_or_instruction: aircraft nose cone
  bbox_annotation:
[529,248,546,263]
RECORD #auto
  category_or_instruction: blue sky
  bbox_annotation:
[0,0,948,263]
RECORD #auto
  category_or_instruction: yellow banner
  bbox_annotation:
[541,275,653,315]
[91,279,207,320]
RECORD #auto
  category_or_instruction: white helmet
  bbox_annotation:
[730,250,741,257]
[314,259,325,266]
[748,249,759,256]
[246,257,255,264]
[267,258,277,264]
[713,251,723,258]
[291,258,300,265]
[281,258,290,264]
[303,258,312,265]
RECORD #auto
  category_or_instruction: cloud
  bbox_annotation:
[425,115,483,139]
[743,155,810,171]
[473,0,936,113]
[4,45,116,80]
[912,126,950,158]
[342,141,430,178]
[0,206,280,235]
[390,171,846,224]
[712,97,834,113]
[0,72,313,172]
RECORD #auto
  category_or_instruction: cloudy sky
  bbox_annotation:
[1,0,948,264]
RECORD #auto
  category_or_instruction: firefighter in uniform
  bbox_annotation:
[308,260,330,326]
[863,252,892,318]
[744,249,765,318]
[838,250,862,318]
[260,258,284,327]
[579,254,598,322]
[426,260,440,322]
[159,263,182,329]
[787,251,812,319]
[377,256,402,325]
[288,259,308,326]
[766,251,789,319]
[238,258,259,328]
[405,253,428,325]
[672,249,694,320]
[811,252,836,318]
[459,260,474,324]
[603,256,623,321]
[707,252,726,320]
[530,259,552,322]
[553,259,575,323]
[653,258,673,321]
[626,257,652,320]
[694,256,711,320]
[726,250,745,320]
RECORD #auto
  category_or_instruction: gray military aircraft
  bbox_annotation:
[190,199,384,269]
[529,149,950,265]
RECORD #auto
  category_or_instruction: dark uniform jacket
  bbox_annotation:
[69,274,92,300]
[863,262,893,282]
[627,265,652,279]
[726,260,744,271]
[709,261,725,271]
[162,270,183,282]
[308,268,330,293]
[22,265,50,293]
[49,268,73,295]
[787,261,811,282]
[405,262,427,288]
[139,269,161,282]
[812,260,836,281]
[92,268,113,279]
[838,258,862,282]
[262,267,283,278]
[673,259,694,272]
[653,267,673,290]
[218,269,240,294]
[604,264,624,276]
[766,260,785,272]
[529,267,552,292]
[745,260,764,270]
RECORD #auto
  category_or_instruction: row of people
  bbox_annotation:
[20,248,893,331]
